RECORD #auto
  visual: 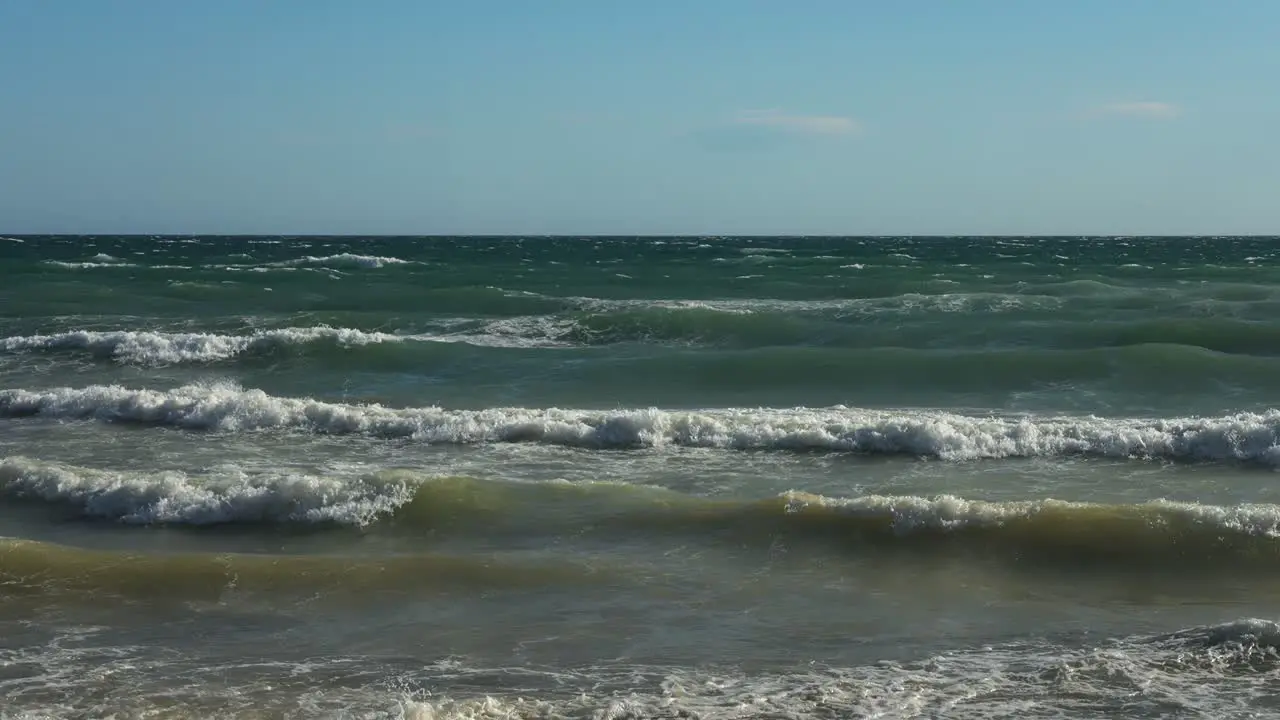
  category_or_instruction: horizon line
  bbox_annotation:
[5,232,1279,239]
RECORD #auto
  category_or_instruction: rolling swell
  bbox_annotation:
[579,343,1280,397]
[1038,317,1280,356]
[5,327,1279,404]
[4,382,1280,463]
[0,536,600,600]
[569,308,1280,353]
[4,458,1280,569]
[398,483,1280,571]
[10,304,1280,364]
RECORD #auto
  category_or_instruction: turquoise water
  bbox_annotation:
[2,234,1280,718]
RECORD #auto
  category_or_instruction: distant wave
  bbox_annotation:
[15,314,1280,369]
[0,324,574,365]
[43,259,141,269]
[26,305,1280,368]
[40,253,136,269]
[0,327,408,365]
[36,252,416,271]
[263,253,418,269]
[4,382,1280,463]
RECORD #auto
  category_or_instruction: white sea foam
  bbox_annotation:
[0,456,414,525]
[266,253,416,269]
[784,492,1280,537]
[42,253,134,269]
[43,260,141,269]
[0,327,404,365]
[0,322,577,364]
[6,454,1280,536]
[40,252,414,271]
[1,236,23,243]
[387,622,1280,718]
[432,316,579,348]
[5,620,1274,718]
[5,381,1280,463]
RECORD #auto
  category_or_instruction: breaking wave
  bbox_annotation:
[0,456,415,526]
[0,322,581,365]
[4,382,1280,464]
[5,457,1280,569]
[263,253,417,269]
[0,327,406,365]
[43,259,141,269]
[11,301,1280,363]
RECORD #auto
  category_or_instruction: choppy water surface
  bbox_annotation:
[3,235,1280,718]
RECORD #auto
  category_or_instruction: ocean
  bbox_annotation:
[2,234,1279,718]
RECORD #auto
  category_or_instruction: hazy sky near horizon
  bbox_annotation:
[2,1,1278,235]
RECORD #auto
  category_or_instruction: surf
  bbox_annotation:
[7,457,1280,569]
[5,382,1280,464]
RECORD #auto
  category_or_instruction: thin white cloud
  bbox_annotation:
[733,109,860,135]
[1092,101,1180,119]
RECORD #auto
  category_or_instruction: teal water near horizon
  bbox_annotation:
[3,234,1280,718]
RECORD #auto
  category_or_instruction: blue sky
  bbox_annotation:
[1,0,1277,235]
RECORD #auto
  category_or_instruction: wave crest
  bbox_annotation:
[0,456,414,526]
[43,259,141,269]
[4,382,1280,464]
[6,457,1280,569]
[266,253,416,269]
[0,327,404,365]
